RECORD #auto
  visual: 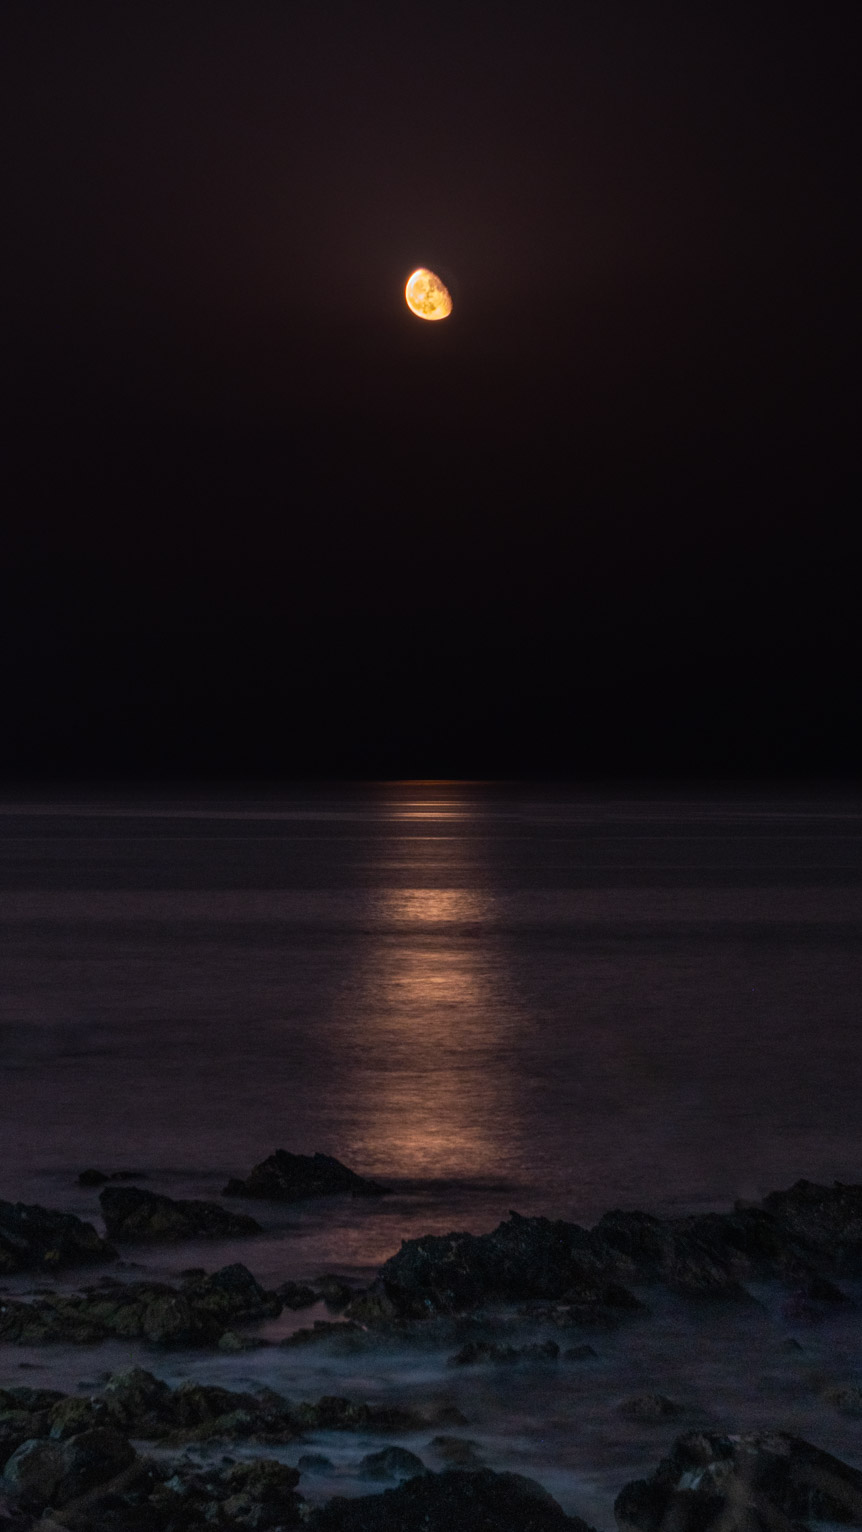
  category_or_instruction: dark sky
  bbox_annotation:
[1,2,859,780]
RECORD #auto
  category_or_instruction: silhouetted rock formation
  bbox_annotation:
[349,1181,862,1323]
[306,1468,595,1532]
[99,1185,261,1241]
[614,1430,862,1532]
[77,1168,145,1187]
[223,1150,390,1201]
[0,1199,115,1274]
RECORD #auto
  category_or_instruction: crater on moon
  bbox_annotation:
[405,268,453,321]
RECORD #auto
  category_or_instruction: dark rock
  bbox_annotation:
[564,1345,598,1360]
[306,1468,595,1532]
[614,1429,862,1532]
[280,1320,365,1348]
[780,1274,851,1324]
[449,1339,559,1366]
[297,1453,335,1475]
[2,1427,135,1510]
[0,1200,115,1275]
[0,1263,281,1349]
[276,1280,320,1310]
[223,1150,390,1201]
[48,1397,108,1439]
[762,1180,862,1271]
[99,1186,261,1242]
[429,1436,484,1467]
[294,1397,428,1434]
[315,1275,355,1310]
[373,1211,629,1320]
[617,1395,681,1422]
[357,1446,428,1481]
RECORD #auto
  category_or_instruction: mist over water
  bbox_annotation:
[2,784,862,1523]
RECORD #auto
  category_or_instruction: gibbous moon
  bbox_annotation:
[405,268,453,321]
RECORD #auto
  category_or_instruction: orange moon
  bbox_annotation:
[405,268,453,321]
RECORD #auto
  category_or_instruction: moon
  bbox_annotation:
[405,268,453,321]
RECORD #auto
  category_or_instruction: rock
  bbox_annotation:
[217,1329,268,1353]
[429,1436,484,1467]
[280,1320,365,1349]
[618,1395,681,1422]
[823,1384,862,1415]
[762,1180,862,1271]
[358,1446,428,1481]
[0,1262,283,1349]
[373,1211,629,1319]
[48,1396,108,1439]
[0,1200,116,1275]
[297,1453,335,1475]
[102,1368,173,1434]
[295,1397,427,1434]
[77,1169,144,1187]
[223,1150,390,1201]
[449,1339,559,1366]
[614,1429,862,1532]
[564,1345,598,1360]
[306,1468,595,1532]
[314,1275,355,1309]
[276,1280,320,1310]
[99,1186,261,1242]
[780,1274,851,1324]
[2,1427,135,1509]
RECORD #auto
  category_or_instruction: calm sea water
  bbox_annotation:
[2,784,862,1522]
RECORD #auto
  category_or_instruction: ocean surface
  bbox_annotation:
[2,783,862,1524]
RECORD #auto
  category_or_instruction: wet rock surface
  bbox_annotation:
[223,1151,390,1202]
[0,1203,115,1276]
[614,1429,862,1532]
[0,1264,282,1348]
[306,1468,595,1532]
[352,1181,862,1324]
[356,1446,427,1481]
[98,1188,261,1243]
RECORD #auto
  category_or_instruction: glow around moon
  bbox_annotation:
[405,268,453,321]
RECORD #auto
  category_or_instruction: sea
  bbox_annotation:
[2,783,862,1525]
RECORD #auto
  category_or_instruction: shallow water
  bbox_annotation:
[2,783,862,1523]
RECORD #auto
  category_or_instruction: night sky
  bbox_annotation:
[1,2,859,781]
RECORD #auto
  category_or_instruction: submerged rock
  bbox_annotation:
[99,1185,261,1242]
[614,1429,862,1532]
[307,1468,595,1532]
[223,1149,390,1201]
[0,1200,115,1275]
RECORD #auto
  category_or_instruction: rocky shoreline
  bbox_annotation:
[3,1163,862,1529]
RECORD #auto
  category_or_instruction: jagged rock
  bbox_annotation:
[314,1275,355,1309]
[429,1436,484,1467]
[99,1186,261,1242]
[614,1430,862,1532]
[369,1211,634,1319]
[0,1200,115,1275]
[618,1395,681,1422]
[306,1468,595,1532]
[0,1263,281,1348]
[280,1320,365,1349]
[223,1150,390,1201]
[449,1339,559,1366]
[357,1446,428,1481]
[761,1180,862,1271]
[2,1428,135,1510]
[276,1280,320,1310]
